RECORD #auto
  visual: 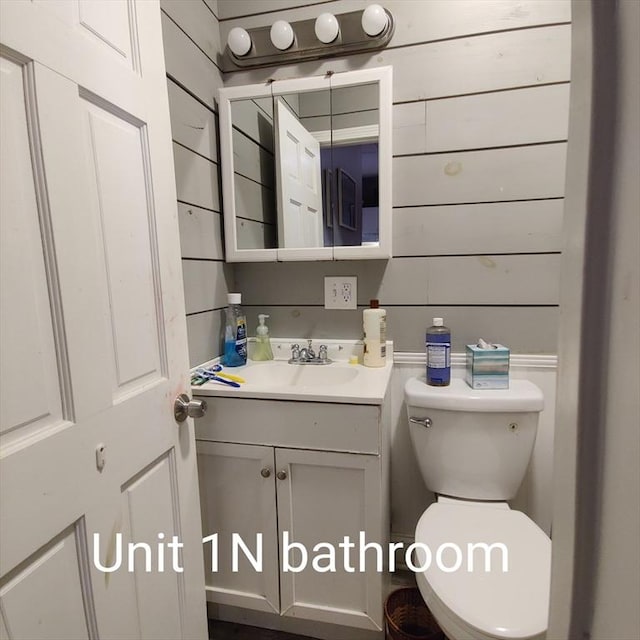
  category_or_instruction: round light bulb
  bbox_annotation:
[227,27,252,56]
[361,3,388,37]
[270,20,295,51]
[314,13,339,44]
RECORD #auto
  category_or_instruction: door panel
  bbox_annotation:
[197,441,280,614]
[0,523,95,640]
[0,2,206,638]
[81,95,166,399]
[0,55,67,446]
[275,448,383,631]
[275,98,323,248]
[121,452,183,640]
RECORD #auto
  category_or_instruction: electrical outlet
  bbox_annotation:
[324,276,357,309]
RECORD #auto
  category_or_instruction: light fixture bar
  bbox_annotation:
[223,8,394,71]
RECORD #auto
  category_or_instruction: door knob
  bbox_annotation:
[261,468,271,478]
[276,470,287,481]
[174,393,207,422]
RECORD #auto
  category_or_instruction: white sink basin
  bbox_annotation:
[241,362,359,387]
[192,340,393,405]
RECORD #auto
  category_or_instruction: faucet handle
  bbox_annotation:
[291,343,300,360]
[318,344,328,362]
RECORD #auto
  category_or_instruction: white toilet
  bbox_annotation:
[404,377,551,640]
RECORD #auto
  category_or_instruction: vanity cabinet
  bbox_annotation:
[195,396,389,633]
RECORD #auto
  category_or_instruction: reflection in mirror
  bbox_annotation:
[275,89,332,248]
[220,67,391,260]
[229,82,380,251]
[230,97,277,250]
[290,82,380,248]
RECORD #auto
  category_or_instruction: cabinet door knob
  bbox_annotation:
[261,467,271,478]
[276,470,287,481]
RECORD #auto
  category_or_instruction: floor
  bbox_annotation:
[208,619,312,640]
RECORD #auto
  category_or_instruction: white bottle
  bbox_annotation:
[363,299,387,367]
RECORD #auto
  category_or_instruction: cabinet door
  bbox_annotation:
[197,441,280,614]
[275,448,384,631]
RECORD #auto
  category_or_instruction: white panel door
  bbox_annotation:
[0,2,206,639]
[275,448,384,632]
[274,97,323,249]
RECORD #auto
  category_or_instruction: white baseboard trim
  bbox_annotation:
[393,352,557,369]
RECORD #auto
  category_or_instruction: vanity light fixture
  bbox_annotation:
[223,5,394,70]
[314,13,340,44]
[270,20,295,50]
[227,27,252,57]
[362,4,389,37]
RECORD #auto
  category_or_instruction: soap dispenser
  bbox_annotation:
[252,314,274,361]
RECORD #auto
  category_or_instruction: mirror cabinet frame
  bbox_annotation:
[218,66,392,262]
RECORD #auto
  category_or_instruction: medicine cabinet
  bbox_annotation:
[218,67,392,262]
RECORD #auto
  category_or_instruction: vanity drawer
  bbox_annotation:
[194,396,380,454]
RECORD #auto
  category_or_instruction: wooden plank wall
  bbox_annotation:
[219,0,571,353]
[160,0,231,366]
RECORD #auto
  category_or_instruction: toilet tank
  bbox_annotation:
[404,378,544,501]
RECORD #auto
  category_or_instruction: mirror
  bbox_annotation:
[219,67,392,261]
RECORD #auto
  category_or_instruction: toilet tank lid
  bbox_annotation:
[404,378,544,412]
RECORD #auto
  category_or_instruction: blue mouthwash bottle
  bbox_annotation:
[426,317,451,386]
[224,293,247,367]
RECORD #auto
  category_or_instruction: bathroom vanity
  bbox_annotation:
[193,341,392,638]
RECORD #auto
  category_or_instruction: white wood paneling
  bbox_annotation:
[240,305,560,354]
[232,128,274,187]
[232,99,274,150]
[425,84,571,152]
[173,143,220,211]
[167,80,218,161]
[236,255,560,306]
[393,200,564,256]
[182,260,230,314]
[393,102,427,156]
[219,0,571,49]
[224,25,571,104]
[394,143,567,206]
[161,0,221,65]
[161,12,222,109]
[393,85,570,156]
[202,0,218,18]
[186,309,225,367]
[234,173,275,223]
[178,203,224,260]
[237,218,277,250]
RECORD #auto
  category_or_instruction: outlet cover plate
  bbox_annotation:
[324,277,357,309]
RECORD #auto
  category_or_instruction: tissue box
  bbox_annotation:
[465,344,510,389]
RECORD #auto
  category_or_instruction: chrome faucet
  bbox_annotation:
[289,340,332,365]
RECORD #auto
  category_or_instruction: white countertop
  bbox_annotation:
[191,339,393,405]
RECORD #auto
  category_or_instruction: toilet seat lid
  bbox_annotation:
[415,501,551,639]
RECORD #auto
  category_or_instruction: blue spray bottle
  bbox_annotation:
[223,293,247,367]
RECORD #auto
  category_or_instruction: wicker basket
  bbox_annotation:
[384,587,445,640]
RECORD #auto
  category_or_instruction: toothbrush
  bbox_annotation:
[209,375,241,388]
[216,372,246,383]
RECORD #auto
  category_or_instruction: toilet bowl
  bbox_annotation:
[414,498,551,640]
[404,377,551,640]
